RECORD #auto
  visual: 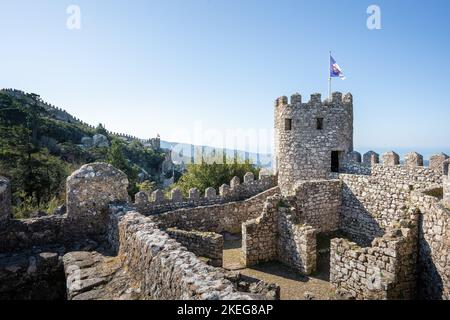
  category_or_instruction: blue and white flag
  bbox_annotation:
[330,55,346,80]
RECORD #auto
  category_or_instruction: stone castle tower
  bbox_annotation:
[274,92,354,195]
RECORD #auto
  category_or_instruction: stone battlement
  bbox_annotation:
[341,150,449,187]
[275,91,353,110]
[134,171,276,215]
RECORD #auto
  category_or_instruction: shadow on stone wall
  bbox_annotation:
[417,212,443,300]
[340,186,384,247]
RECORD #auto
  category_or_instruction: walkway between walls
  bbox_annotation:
[221,235,339,300]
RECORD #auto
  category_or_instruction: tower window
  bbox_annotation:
[285,118,292,131]
[316,118,324,130]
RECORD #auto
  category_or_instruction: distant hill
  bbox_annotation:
[0,88,166,217]
[160,140,273,169]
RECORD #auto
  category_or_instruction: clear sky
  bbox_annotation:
[1,0,449,157]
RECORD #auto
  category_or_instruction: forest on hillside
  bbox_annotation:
[0,91,166,218]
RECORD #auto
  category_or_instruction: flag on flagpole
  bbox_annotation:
[330,55,346,80]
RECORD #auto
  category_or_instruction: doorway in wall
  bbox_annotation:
[331,151,340,173]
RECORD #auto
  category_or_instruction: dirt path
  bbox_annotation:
[223,238,337,300]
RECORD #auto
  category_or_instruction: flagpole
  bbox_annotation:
[328,51,332,101]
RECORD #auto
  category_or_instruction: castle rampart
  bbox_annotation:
[152,187,280,234]
[134,174,276,215]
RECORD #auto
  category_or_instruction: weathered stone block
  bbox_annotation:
[188,188,199,200]
[219,184,230,197]
[363,151,379,165]
[152,189,165,203]
[405,152,423,167]
[332,92,343,103]
[244,172,255,183]
[230,176,240,189]
[347,151,362,163]
[134,191,149,205]
[290,93,302,105]
[382,151,400,166]
[66,163,129,218]
[429,153,449,173]
[171,188,183,203]
[205,187,216,199]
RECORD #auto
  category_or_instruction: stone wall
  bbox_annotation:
[134,174,276,215]
[0,177,11,223]
[275,92,353,195]
[0,250,65,300]
[293,179,341,233]
[371,163,442,190]
[444,175,450,208]
[277,208,317,275]
[330,216,418,300]
[338,174,412,246]
[152,187,280,234]
[1,163,130,253]
[242,195,280,266]
[165,228,223,267]
[107,208,255,300]
[241,196,317,275]
[66,163,129,218]
[412,187,450,299]
[341,151,447,182]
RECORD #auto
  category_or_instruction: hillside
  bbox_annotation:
[0,89,166,218]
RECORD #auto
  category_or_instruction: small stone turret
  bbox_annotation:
[274,91,354,195]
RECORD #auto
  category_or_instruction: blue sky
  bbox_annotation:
[1,0,449,157]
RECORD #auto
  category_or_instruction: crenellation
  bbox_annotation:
[204,187,217,199]
[219,184,230,197]
[332,92,343,103]
[309,93,321,104]
[290,93,302,105]
[275,96,288,108]
[244,172,255,183]
[363,151,379,165]
[151,189,165,203]
[171,188,183,202]
[188,188,200,200]
[2,88,449,301]
[405,152,424,167]
[230,176,240,189]
[135,191,149,205]
[429,153,449,173]
[382,151,400,166]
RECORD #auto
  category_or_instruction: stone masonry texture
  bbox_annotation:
[1,92,450,300]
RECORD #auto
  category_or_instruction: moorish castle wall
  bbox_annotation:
[0,90,449,301]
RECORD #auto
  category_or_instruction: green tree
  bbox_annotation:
[173,157,260,196]
[107,140,139,196]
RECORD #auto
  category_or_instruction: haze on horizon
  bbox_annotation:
[1,0,449,156]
